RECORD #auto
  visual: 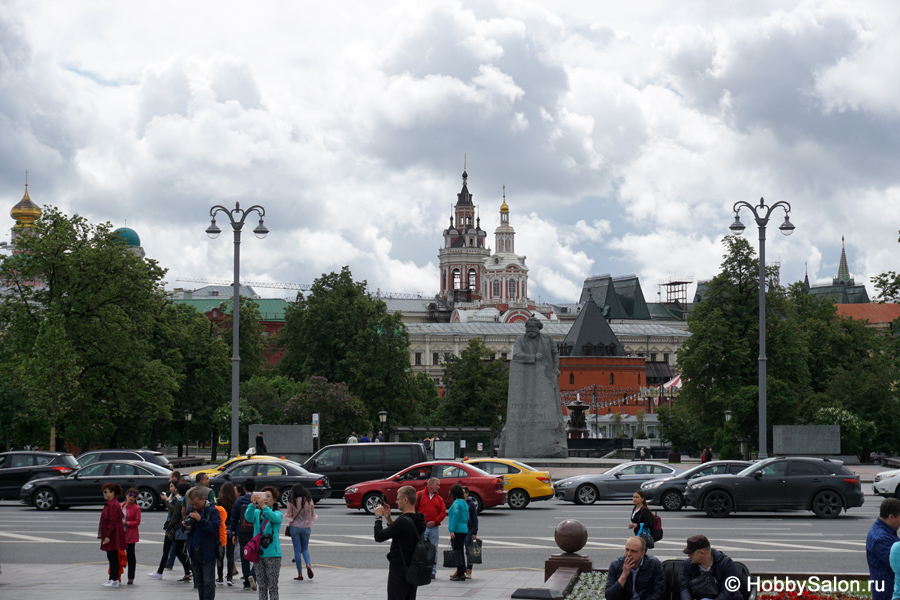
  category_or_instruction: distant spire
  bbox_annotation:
[804,262,810,290]
[834,236,853,286]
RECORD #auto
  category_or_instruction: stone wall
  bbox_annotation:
[773,425,840,455]
[248,424,314,462]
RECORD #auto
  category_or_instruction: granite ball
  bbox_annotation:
[554,519,588,553]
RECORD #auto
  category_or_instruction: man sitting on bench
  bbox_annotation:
[606,536,665,600]
[680,535,741,600]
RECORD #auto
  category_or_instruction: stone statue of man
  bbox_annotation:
[499,317,568,458]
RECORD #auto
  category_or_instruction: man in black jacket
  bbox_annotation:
[606,536,665,600]
[680,535,741,600]
[374,485,427,600]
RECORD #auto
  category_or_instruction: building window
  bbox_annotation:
[650,353,657,362]
[452,269,461,289]
[638,374,642,385]
[501,353,508,361]
[507,279,516,299]
[433,352,439,365]
[444,353,452,363]
[609,373,614,385]
[414,352,422,366]
[492,280,500,298]
[663,353,670,364]
[569,373,575,385]
[468,268,477,289]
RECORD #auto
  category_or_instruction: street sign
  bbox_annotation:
[312,413,319,438]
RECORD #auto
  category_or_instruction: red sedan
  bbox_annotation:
[344,461,507,514]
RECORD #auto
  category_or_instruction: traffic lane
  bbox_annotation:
[0,497,878,572]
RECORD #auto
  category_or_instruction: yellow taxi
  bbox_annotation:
[192,454,282,479]
[463,458,554,509]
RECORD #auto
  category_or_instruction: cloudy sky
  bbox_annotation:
[3,0,900,304]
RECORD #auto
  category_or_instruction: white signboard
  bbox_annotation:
[312,413,319,438]
[434,440,455,460]
[459,440,466,449]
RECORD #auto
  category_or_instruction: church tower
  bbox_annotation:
[481,187,529,312]
[833,236,854,285]
[438,166,489,300]
[10,180,42,246]
[494,185,515,254]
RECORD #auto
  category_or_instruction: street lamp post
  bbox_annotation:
[378,410,388,441]
[185,412,192,455]
[206,202,268,458]
[729,197,795,460]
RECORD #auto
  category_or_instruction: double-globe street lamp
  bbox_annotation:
[729,197,795,459]
[207,202,268,458]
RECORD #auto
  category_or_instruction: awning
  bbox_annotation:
[645,362,673,380]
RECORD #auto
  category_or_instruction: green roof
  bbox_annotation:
[114,227,141,247]
[172,298,289,321]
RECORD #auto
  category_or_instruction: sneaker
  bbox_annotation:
[103,580,120,587]
[216,578,224,586]
[147,572,163,580]
[177,575,192,583]
[226,580,235,587]
[248,576,257,591]
[431,573,436,579]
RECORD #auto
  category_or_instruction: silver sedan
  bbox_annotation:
[554,461,683,505]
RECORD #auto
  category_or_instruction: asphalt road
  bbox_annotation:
[0,494,879,574]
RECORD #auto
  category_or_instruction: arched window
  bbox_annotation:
[609,373,614,385]
[468,268,477,289]
[507,279,516,300]
[452,269,461,289]
[492,280,500,298]
[569,373,575,385]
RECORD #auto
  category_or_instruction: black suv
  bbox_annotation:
[0,451,80,500]
[77,449,172,470]
[683,456,864,519]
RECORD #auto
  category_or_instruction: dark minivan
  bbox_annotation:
[302,443,427,497]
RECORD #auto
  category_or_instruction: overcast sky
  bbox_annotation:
[3,0,899,304]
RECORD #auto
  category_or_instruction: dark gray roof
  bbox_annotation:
[558,298,625,356]
[693,280,710,304]
[579,275,627,319]
[612,275,651,320]
[807,283,870,304]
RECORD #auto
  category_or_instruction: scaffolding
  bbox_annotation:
[658,275,694,306]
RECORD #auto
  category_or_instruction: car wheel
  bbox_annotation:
[812,491,843,519]
[34,488,58,511]
[507,489,530,510]
[363,493,386,515]
[575,484,598,505]
[661,490,684,511]
[470,493,484,514]
[703,490,732,518]
[280,488,293,508]
[136,488,157,511]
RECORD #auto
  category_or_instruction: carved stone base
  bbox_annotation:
[545,553,593,581]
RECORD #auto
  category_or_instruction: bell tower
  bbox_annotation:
[438,161,489,301]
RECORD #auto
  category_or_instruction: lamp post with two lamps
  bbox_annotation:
[206,202,268,458]
[729,197,795,459]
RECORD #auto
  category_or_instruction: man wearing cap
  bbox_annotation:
[605,536,665,600]
[680,535,741,600]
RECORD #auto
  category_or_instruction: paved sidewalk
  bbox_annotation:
[1,563,548,599]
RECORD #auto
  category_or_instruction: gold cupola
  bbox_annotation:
[11,182,41,229]
[500,184,509,213]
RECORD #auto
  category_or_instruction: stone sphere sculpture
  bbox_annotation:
[554,519,588,554]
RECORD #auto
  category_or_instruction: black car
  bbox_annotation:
[77,449,172,470]
[209,459,331,507]
[0,451,80,500]
[301,442,427,498]
[20,460,172,511]
[639,460,751,510]
[682,457,864,519]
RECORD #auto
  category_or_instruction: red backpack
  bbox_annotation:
[650,511,663,541]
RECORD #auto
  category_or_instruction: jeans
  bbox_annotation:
[465,533,475,571]
[289,526,311,570]
[424,526,439,575]
[238,535,256,588]
[191,548,216,600]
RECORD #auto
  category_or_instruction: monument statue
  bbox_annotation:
[500,317,568,458]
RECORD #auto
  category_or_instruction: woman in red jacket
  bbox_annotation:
[99,483,126,587]
[120,487,142,585]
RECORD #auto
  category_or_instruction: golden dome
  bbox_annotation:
[11,184,41,228]
[500,185,509,213]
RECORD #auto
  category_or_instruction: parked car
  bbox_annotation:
[192,454,282,480]
[209,459,330,507]
[0,451,80,500]
[77,449,172,470]
[682,457,864,519]
[21,460,172,510]
[640,460,751,511]
[872,468,900,497]
[344,461,507,514]
[554,462,683,505]
[301,442,427,497]
[463,458,553,509]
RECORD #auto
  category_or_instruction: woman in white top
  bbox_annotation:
[285,483,317,581]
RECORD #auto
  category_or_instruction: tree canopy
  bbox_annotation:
[440,338,509,428]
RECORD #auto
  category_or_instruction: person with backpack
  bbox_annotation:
[374,485,427,600]
[230,478,258,591]
[415,478,446,579]
[244,485,283,600]
[185,487,222,600]
[628,491,654,539]
[149,481,191,580]
[680,535,741,600]
[462,485,478,580]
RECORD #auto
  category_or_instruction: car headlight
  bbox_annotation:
[688,481,713,491]
[23,483,34,490]
[555,481,573,488]
[642,480,665,490]
[345,487,358,495]
[878,473,900,482]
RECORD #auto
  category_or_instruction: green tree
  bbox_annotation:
[0,207,178,450]
[440,338,509,427]
[409,372,441,426]
[872,229,900,302]
[283,376,370,445]
[240,374,306,425]
[279,267,415,423]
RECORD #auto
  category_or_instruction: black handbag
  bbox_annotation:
[689,571,719,600]
[465,538,483,564]
[443,545,462,568]
[637,524,655,549]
